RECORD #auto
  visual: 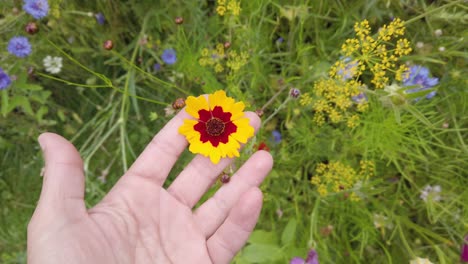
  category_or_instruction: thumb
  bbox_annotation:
[36,132,86,215]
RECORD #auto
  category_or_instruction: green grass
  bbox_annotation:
[1,0,467,263]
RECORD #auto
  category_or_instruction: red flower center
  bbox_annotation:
[194,106,237,147]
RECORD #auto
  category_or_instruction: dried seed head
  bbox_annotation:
[255,108,264,117]
[172,97,186,110]
[103,40,114,50]
[25,22,39,35]
[175,17,184,25]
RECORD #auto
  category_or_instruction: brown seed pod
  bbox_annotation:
[25,22,39,35]
[175,17,184,25]
[103,40,113,50]
[172,98,186,110]
[223,41,231,49]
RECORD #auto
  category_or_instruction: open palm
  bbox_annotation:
[28,110,273,264]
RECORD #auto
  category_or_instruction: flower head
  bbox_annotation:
[403,65,438,99]
[461,235,468,262]
[179,90,254,164]
[272,130,282,144]
[161,48,177,65]
[23,0,49,19]
[0,68,12,90]
[7,36,32,58]
[290,249,319,264]
[95,12,105,25]
[420,184,442,202]
[289,88,301,98]
[153,63,161,72]
[256,142,270,152]
[43,56,63,74]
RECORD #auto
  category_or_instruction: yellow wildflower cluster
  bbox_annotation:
[216,0,241,16]
[199,43,249,74]
[302,78,367,128]
[338,18,412,89]
[311,160,375,201]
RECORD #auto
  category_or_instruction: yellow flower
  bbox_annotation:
[214,63,224,73]
[179,90,254,164]
[216,5,227,16]
[226,0,241,16]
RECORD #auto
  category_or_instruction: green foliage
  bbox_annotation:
[1,0,467,263]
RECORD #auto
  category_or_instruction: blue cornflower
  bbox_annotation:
[95,12,105,25]
[23,0,49,19]
[403,65,438,99]
[272,130,282,144]
[161,48,177,65]
[7,36,32,58]
[0,68,12,90]
[153,63,161,72]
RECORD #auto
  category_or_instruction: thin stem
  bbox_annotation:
[262,97,291,126]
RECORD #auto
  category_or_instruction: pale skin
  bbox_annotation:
[27,109,273,264]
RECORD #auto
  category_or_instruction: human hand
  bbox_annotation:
[27,109,273,264]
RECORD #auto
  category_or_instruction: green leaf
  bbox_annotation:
[19,84,43,91]
[248,230,278,245]
[35,106,48,121]
[8,95,34,116]
[281,219,297,246]
[241,244,282,263]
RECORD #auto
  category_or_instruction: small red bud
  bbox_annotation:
[25,22,39,35]
[172,98,186,110]
[255,108,264,117]
[257,142,270,152]
[103,40,114,50]
[175,17,184,25]
[219,173,230,184]
[224,41,231,49]
[289,88,301,99]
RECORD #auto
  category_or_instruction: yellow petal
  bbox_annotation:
[208,90,229,110]
[179,119,198,134]
[231,118,254,143]
[209,147,221,164]
[229,101,246,120]
[185,95,209,119]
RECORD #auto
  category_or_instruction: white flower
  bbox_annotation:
[43,56,63,74]
[420,185,442,202]
[409,257,434,264]
[373,213,393,229]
